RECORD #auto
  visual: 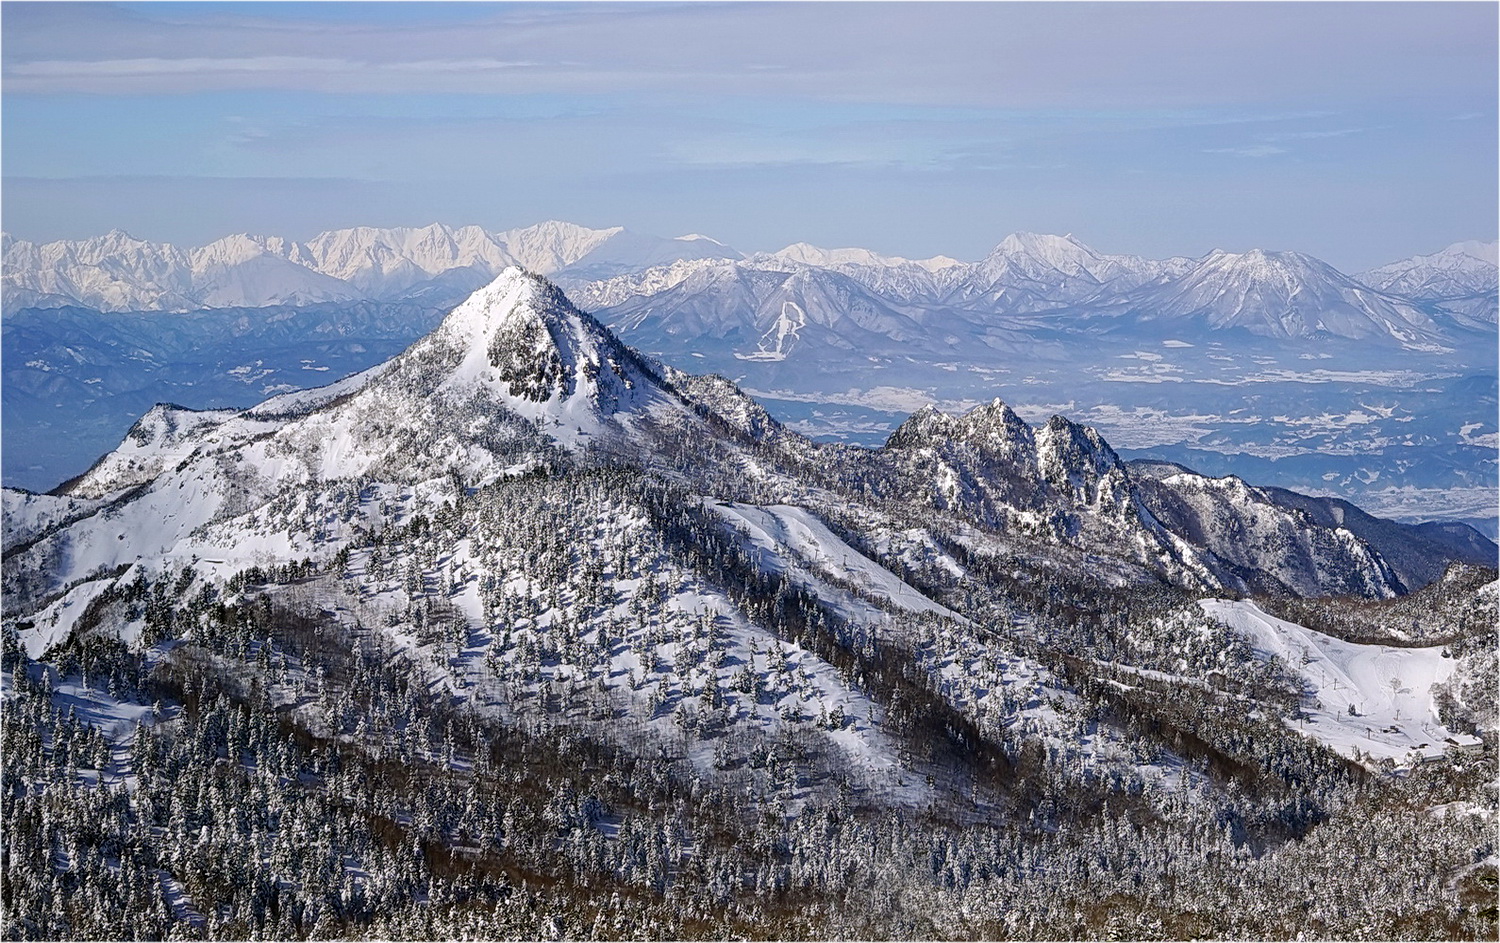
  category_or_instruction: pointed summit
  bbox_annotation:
[419,268,657,410]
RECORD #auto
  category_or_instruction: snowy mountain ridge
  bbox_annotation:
[1357,240,1499,327]
[1,221,741,314]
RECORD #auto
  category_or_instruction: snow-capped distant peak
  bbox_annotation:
[1355,241,1498,313]
[918,255,966,271]
[1197,246,1329,277]
[1442,240,1498,266]
[993,231,1093,257]
[770,242,957,271]
[1133,245,1451,346]
[774,243,896,268]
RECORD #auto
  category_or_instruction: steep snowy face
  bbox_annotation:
[190,234,362,307]
[301,224,514,294]
[1132,248,1447,346]
[416,267,670,418]
[346,266,702,452]
[1035,415,1127,503]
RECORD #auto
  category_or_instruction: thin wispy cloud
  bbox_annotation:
[9,56,539,78]
[1203,145,1290,158]
[1269,128,1368,140]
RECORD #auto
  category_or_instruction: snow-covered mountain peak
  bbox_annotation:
[1135,246,1449,346]
[193,232,303,267]
[885,404,959,449]
[885,399,1037,463]
[773,243,900,268]
[415,268,676,434]
[73,228,174,264]
[765,244,966,279]
[432,267,563,349]
[66,403,239,499]
[1200,246,1323,275]
[968,231,1148,297]
[495,220,623,274]
[1357,240,1498,314]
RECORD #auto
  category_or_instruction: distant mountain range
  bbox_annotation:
[0,221,740,314]
[575,233,1494,358]
[5,224,1494,352]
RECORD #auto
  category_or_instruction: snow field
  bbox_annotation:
[1200,599,1481,763]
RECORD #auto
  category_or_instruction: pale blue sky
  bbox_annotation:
[2,1,1495,270]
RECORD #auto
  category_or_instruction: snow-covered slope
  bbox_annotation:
[1201,599,1481,762]
[708,500,961,621]
[64,404,241,499]
[1,488,103,553]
